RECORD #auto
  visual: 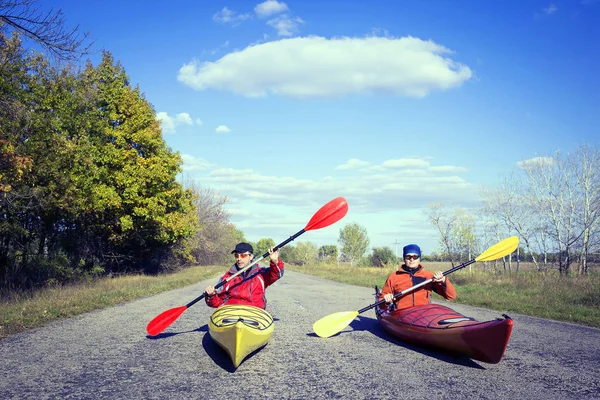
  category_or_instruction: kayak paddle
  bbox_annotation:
[146,196,349,337]
[312,235,519,338]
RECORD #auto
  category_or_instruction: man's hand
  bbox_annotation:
[433,271,446,283]
[268,247,279,263]
[205,285,215,296]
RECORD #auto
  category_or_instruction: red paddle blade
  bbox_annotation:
[146,305,187,336]
[304,197,348,231]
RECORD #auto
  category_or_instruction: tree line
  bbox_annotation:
[0,29,201,289]
[0,21,258,290]
[250,222,400,268]
[3,1,597,292]
[425,145,600,276]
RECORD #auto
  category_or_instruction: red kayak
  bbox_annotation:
[374,288,513,364]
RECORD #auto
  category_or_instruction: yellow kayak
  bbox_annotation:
[208,304,274,368]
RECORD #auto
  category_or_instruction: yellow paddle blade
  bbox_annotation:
[312,311,359,338]
[475,236,519,262]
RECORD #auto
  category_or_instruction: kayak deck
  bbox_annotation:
[374,286,513,364]
[208,305,274,368]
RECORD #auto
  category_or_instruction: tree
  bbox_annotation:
[0,0,93,61]
[279,245,298,265]
[519,152,580,276]
[338,223,370,266]
[571,145,600,275]
[318,245,338,263]
[0,40,200,288]
[425,202,478,266]
[295,241,318,265]
[255,238,276,259]
[453,207,478,263]
[0,32,32,194]
[0,33,102,287]
[480,174,543,272]
[424,202,456,265]
[371,246,398,267]
[75,51,198,273]
[183,179,241,266]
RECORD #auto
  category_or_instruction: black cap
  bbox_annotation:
[231,242,254,254]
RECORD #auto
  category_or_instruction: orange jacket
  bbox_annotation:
[378,264,456,310]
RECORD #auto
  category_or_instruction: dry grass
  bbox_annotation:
[0,265,223,340]
[287,261,600,329]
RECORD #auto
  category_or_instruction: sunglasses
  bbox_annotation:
[404,255,420,260]
[234,253,251,259]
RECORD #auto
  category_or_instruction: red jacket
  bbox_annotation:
[205,259,284,309]
[378,264,456,310]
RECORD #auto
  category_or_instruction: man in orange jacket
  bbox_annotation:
[378,243,456,310]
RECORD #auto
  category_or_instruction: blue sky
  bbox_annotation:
[34,0,600,255]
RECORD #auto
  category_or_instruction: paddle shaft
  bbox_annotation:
[357,259,477,314]
[185,229,306,308]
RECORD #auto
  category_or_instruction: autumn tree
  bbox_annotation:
[77,51,198,273]
[1,44,200,288]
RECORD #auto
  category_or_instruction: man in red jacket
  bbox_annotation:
[378,243,456,310]
[204,242,284,309]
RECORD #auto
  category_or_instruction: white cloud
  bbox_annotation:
[178,35,472,99]
[516,157,555,169]
[175,113,193,125]
[156,112,176,134]
[227,208,252,216]
[198,158,475,211]
[180,154,214,171]
[383,158,430,169]
[216,125,231,133]
[156,111,201,134]
[184,156,478,252]
[429,165,469,173]
[335,158,371,170]
[255,0,289,18]
[267,15,304,36]
[543,4,558,14]
[213,7,251,24]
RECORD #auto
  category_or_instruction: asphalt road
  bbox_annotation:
[1,270,599,400]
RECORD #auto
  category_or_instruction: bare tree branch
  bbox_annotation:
[0,0,94,61]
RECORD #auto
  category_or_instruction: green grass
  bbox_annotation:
[0,265,223,340]
[287,263,600,329]
[2,262,599,341]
